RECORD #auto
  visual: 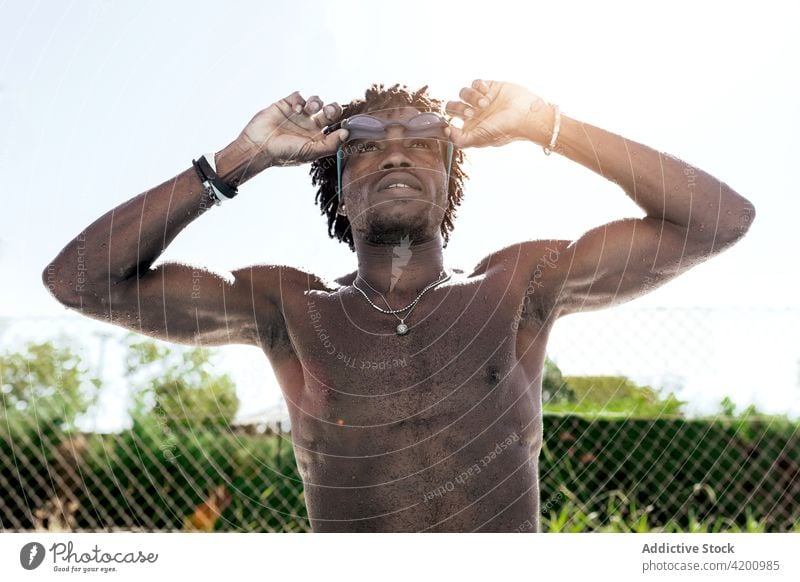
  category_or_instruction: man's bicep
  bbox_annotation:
[103,262,280,347]
[553,216,698,316]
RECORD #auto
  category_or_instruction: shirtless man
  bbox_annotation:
[43,79,756,532]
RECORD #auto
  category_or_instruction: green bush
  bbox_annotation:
[539,415,800,532]
[547,375,686,417]
[76,424,308,531]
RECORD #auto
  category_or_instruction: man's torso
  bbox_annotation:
[260,244,560,532]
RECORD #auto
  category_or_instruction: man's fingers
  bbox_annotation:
[303,95,322,116]
[281,91,307,114]
[448,126,471,149]
[311,111,327,130]
[307,128,350,159]
[472,79,491,95]
[445,100,476,120]
[459,87,489,109]
[323,102,343,122]
[449,124,492,149]
[312,102,343,130]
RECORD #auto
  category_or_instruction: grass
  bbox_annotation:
[541,489,800,533]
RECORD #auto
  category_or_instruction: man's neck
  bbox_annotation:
[353,234,447,302]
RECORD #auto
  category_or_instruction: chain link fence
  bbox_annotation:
[1,307,798,532]
[1,415,798,532]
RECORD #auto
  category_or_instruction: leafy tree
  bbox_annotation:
[123,334,239,429]
[542,357,576,404]
[0,341,100,431]
[718,396,738,416]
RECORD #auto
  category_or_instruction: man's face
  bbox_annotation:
[339,106,450,244]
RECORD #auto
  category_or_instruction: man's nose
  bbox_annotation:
[379,138,414,170]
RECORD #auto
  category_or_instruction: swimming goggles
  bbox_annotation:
[333,112,454,201]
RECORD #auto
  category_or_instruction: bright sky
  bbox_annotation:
[1,0,798,426]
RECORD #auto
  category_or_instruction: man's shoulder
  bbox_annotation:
[470,239,572,277]
[333,270,356,287]
[237,264,339,294]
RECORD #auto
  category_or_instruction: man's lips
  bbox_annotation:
[375,171,424,193]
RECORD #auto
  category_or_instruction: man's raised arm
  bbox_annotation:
[534,106,755,316]
[446,79,756,317]
[42,91,350,347]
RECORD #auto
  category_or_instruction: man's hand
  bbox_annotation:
[445,79,554,149]
[218,91,350,182]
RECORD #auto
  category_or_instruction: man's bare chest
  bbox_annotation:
[279,282,546,433]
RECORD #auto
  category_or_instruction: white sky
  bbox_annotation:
[1,0,798,426]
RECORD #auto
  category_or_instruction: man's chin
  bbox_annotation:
[361,216,433,245]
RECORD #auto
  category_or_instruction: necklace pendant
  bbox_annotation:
[396,322,409,335]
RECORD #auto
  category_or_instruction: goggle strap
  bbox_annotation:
[336,146,344,203]
[445,142,454,190]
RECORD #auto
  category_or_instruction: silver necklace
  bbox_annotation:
[352,269,452,335]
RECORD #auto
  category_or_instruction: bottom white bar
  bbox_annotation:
[1,533,798,582]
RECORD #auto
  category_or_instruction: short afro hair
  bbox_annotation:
[309,83,468,252]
